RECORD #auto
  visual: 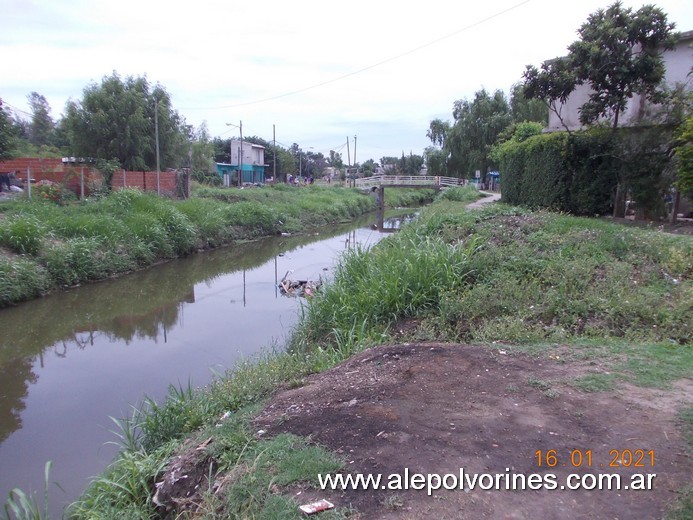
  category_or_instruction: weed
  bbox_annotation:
[571,373,617,392]
[676,406,693,449]
[382,494,404,510]
[2,462,55,520]
[527,378,551,391]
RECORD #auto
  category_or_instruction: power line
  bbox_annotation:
[182,0,532,111]
[2,100,33,118]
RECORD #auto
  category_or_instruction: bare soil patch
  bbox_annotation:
[254,342,691,519]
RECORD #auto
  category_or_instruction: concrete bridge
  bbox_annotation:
[354,175,462,190]
[352,175,465,230]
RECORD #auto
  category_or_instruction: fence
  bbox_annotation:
[0,158,189,198]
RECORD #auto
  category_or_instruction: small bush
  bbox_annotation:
[0,258,50,306]
[0,215,44,255]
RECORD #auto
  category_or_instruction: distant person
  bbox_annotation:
[0,172,11,192]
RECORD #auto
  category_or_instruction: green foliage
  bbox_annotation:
[524,2,677,130]
[94,158,121,192]
[0,258,50,305]
[0,185,384,307]
[0,215,44,255]
[424,146,448,176]
[69,444,173,518]
[446,88,511,177]
[3,462,54,520]
[62,72,187,170]
[438,185,481,203]
[69,199,691,519]
[673,115,693,199]
[509,82,549,125]
[495,132,573,211]
[0,100,18,160]
[297,223,477,347]
[496,127,673,215]
[42,237,109,286]
[223,434,343,518]
[27,92,55,147]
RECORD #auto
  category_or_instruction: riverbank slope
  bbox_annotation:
[0,184,434,307]
[66,187,691,519]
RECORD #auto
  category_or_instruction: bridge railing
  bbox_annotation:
[354,175,464,188]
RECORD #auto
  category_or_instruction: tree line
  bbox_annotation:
[424,1,691,207]
[0,72,426,184]
[1,1,689,200]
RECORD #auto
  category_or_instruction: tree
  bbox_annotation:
[569,2,677,128]
[0,99,17,160]
[63,72,187,170]
[27,92,55,147]
[424,146,447,177]
[426,119,450,147]
[524,2,677,131]
[327,150,344,169]
[361,158,376,176]
[509,83,548,125]
[523,2,678,217]
[673,114,693,200]
[446,88,511,178]
[190,122,215,173]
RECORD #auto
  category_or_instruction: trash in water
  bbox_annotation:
[279,270,321,298]
[279,279,322,298]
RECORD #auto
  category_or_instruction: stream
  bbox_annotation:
[0,210,415,517]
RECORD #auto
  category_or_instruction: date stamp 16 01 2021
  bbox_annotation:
[534,449,656,469]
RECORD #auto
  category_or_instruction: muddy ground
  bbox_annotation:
[254,342,691,519]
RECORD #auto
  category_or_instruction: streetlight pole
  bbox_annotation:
[226,120,243,187]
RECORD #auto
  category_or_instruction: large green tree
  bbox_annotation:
[509,83,548,125]
[0,99,17,160]
[27,92,55,147]
[523,2,678,217]
[446,88,511,178]
[424,146,447,177]
[63,72,187,170]
[524,2,677,130]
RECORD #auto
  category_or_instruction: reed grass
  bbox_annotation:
[12,190,691,519]
[0,184,413,307]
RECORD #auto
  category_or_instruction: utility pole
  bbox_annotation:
[346,136,351,166]
[155,98,161,195]
[238,120,243,187]
[273,124,277,182]
[353,135,357,171]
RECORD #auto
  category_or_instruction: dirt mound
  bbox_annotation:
[255,343,691,519]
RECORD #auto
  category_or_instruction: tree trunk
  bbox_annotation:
[613,183,626,218]
[671,190,680,224]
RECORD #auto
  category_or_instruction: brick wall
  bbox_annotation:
[0,158,188,198]
[111,170,182,196]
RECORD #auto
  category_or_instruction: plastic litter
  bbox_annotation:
[299,499,334,515]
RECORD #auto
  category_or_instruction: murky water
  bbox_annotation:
[0,211,415,516]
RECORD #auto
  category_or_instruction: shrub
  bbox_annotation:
[0,215,44,255]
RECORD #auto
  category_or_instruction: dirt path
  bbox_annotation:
[255,343,691,519]
[467,191,501,209]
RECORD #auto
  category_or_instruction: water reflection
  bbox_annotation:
[0,211,416,513]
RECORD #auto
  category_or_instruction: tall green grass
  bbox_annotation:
[64,196,691,519]
[0,185,404,307]
[295,224,478,349]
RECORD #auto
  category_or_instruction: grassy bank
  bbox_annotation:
[54,187,691,519]
[0,184,433,308]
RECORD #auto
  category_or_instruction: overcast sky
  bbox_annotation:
[2,0,691,164]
